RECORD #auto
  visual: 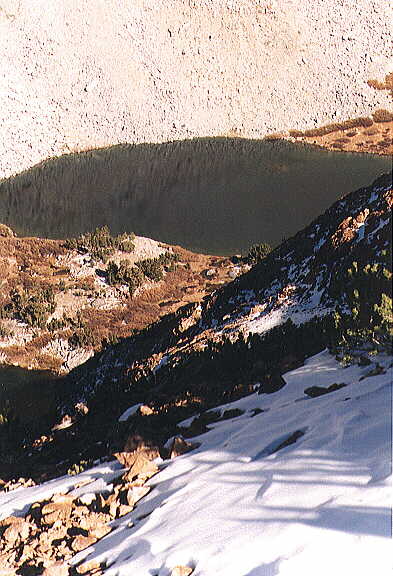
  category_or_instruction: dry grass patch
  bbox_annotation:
[372,109,393,123]
[367,72,393,99]
[289,117,374,139]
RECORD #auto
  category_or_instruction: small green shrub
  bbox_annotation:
[106,251,178,293]
[106,260,144,294]
[68,325,97,348]
[290,117,374,138]
[372,109,393,123]
[244,243,272,265]
[47,317,67,332]
[136,258,164,281]
[101,333,120,348]
[0,323,12,338]
[1,287,56,328]
[116,232,135,253]
[67,459,93,476]
[158,251,180,267]
[64,226,135,262]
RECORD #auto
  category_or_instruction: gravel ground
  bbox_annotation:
[0,0,391,178]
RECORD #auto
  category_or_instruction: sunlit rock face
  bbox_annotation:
[0,0,391,178]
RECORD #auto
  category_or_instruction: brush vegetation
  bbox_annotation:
[64,226,135,262]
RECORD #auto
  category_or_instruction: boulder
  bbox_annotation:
[114,434,160,469]
[71,534,96,552]
[1,517,31,547]
[0,224,15,237]
[139,404,154,416]
[42,562,70,576]
[75,559,102,574]
[41,499,73,525]
[90,524,111,539]
[169,436,199,459]
[170,567,193,576]
[78,512,110,532]
[117,504,134,518]
[126,485,150,507]
[304,383,346,397]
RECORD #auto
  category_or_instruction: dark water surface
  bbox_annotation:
[0,138,390,255]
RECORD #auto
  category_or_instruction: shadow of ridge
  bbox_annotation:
[238,504,392,539]
[244,559,281,576]
[0,136,390,254]
[0,365,58,424]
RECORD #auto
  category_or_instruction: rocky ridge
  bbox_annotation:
[0,434,198,575]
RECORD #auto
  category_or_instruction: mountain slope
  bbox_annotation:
[2,172,390,483]
[61,172,392,410]
[69,351,393,576]
[0,173,391,575]
[0,350,391,575]
[1,0,391,178]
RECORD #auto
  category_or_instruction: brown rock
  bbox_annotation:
[77,493,95,506]
[90,524,111,539]
[72,505,90,519]
[78,512,110,532]
[75,559,102,574]
[14,543,36,565]
[0,224,15,237]
[38,531,54,554]
[330,209,369,249]
[170,567,193,576]
[117,504,134,517]
[170,436,199,459]
[126,485,150,507]
[42,497,73,525]
[71,534,96,552]
[0,552,15,572]
[102,493,119,519]
[1,517,31,547]
[42,562,70,576]
[109,500,119,519]
[50,494,75,505]
[45,523,68,543]
[139,404,154,416]
[75,402,89,415]
[115,434,160,469]
[120,455,159,484]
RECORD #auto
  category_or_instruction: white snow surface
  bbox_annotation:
[2,350,391,575]
[0,461,123,521]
